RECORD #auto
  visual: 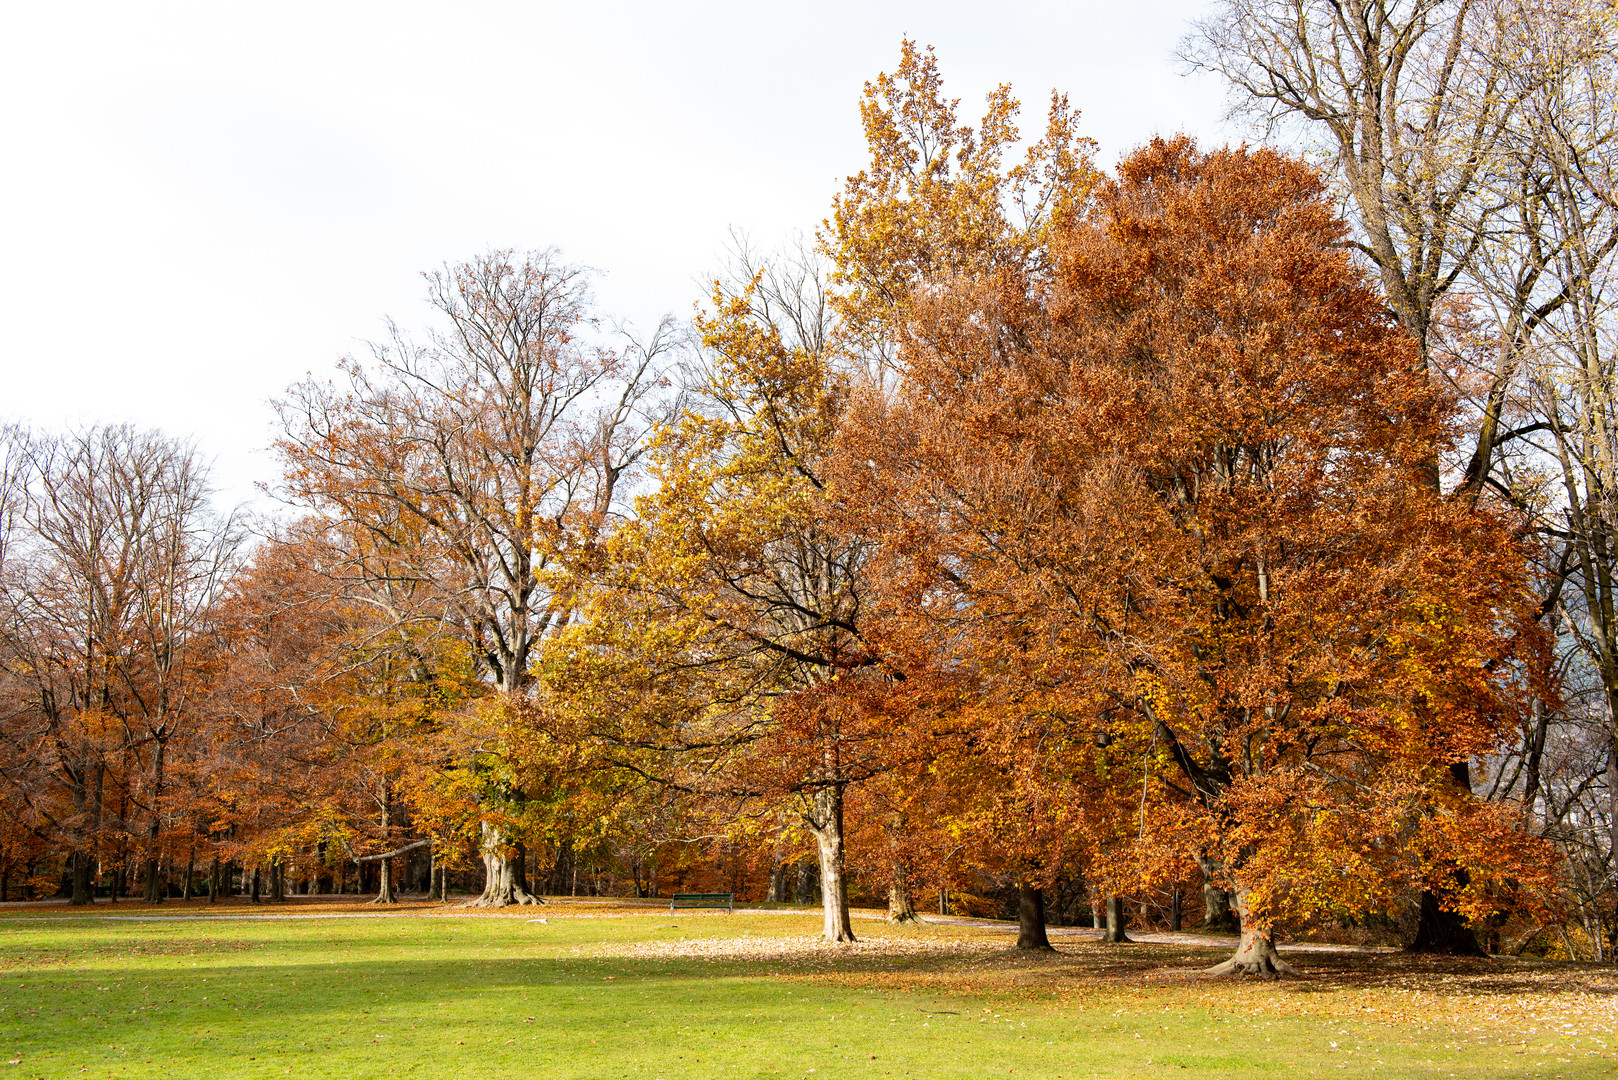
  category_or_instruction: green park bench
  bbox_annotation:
[670,892,734,913]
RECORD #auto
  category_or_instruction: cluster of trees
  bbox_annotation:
[3,2,1616,974]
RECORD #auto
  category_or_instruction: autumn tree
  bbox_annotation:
[275,249,668,906]
[568,237,879,942]
[0,425,241,904]
[1182,0,1617,955]
[841,137,1557,977]
[819,42,1112,947]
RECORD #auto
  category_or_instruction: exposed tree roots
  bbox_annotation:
[1203,933,1300,979]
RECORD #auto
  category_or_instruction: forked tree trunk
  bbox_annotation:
[806,786,855,943]
[465,822,541,907]
[427,847,445,901]
[1204,887,1299,978]
[1016,885,1054,951]
[430,863,447,901]
[1102,895,1131,943]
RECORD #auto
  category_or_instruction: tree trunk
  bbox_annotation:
[1102,895,1131,943]
[1609,728,1617,906]
[794,860,818,904]
[69,850,94,906]
[887,862,919,923]
[806,786,855,943]
[465,822,540,907]
[373,856,398,903]
[426,847,444,901]
[141,740,166,903]
[1204,887,1298,978]
[546,837,574,896]
[1408,886,1487,955]
[1197,854,1239,933]
[208,855,220,903]
[1170,887,1182,931]
[182,846,194,900]
[251,866,260,904]
[1409,763,1486,955]
[938,888,950,916]
[430,862,447,901]
[766,859,786,903]
[1016,885,1054,950]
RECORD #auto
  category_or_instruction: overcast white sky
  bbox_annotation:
[0,1,1233,512]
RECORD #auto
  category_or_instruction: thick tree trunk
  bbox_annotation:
[208,855,220,903]
[141,855,161,903]
[1204,887,1299,978]
[938,888,950,916]
[1016,885,1054,950]
[794,861,818,904]
[806,786,855,943]
[1408,887,1488,955]
[766,859,786,903]
[250,866,260,904]
[465,822,540,907]
[1102,895,1131,943]
[69,850,94,906]
[1170,887,1182,931]
[887,862,919,923]
[373,856,398,903]
[1197,854,1239,933]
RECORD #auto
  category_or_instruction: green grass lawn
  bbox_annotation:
[0,899,1613,1079]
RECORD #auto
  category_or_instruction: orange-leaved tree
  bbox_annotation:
[839,136,1559,976]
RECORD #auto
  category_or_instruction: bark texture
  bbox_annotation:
[1205,888,1299,978]
[887,860,919,923]
[808,786,855,942]
[1016,885,1054,950]
[1102,895,1132,943]
[464,823,541,907]
[1198,854,1239,933]
[372,856,398,904]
